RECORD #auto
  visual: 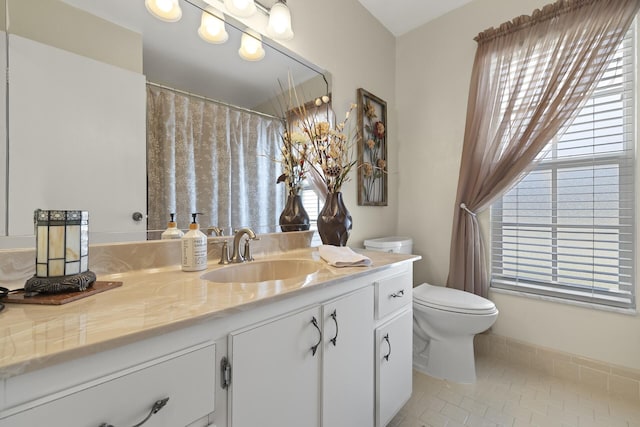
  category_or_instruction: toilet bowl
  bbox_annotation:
[413,283,498,383]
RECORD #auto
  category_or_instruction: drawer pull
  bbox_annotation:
[99,397,169,427]
[329,309,339,346]
[390,290,405,298]
[311,316,322,356]
[383,334,391,361]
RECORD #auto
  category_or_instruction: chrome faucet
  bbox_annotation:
[231,228,259,263]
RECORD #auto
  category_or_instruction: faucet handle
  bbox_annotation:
[219,241,230,265]
[243,239,254,262]
[208,226,224,236]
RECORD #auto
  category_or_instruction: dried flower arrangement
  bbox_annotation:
[293,101,358,194]
[276,126,308,196]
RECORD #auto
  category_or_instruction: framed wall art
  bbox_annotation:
[357,88,387,206]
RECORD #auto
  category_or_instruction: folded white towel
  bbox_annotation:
[318,245,372,268]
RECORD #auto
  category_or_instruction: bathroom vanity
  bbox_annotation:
[0,246,418,427]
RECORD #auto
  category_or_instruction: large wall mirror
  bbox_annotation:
[0,0,330,249]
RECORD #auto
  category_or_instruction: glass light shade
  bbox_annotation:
[238,30,265,61]
[224,0,257,18]
[198,8,229,44]
[34,210,90,278]
[266,1,293,40]
[145,0,182,22]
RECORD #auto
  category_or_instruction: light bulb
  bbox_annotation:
[267,1,293,40]
[198,8,228,44]
[224,0,256,18]
[156,0,173,12]
[239,30,265,61]
[233,0,249,9]
[245,38,259,54]
[145,0,182,22]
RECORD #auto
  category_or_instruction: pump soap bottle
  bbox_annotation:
[182,213,208,272]
[161,213,184,240]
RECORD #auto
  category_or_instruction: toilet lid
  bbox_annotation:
[413,283,497,315]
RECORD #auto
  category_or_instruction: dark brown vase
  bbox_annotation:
[317,192,352,246]
[279,194,310,232]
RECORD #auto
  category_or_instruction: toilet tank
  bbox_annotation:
[363,236,413,254]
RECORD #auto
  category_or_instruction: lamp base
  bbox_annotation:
[24,270,97,297]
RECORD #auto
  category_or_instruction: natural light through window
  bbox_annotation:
[490,24,636,309]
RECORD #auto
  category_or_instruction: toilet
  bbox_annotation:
[363,237,497,383]
[413,283,498,383]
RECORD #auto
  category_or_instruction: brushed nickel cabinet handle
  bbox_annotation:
[99,397,169,427]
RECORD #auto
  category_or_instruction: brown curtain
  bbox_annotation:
[447,0,640,297]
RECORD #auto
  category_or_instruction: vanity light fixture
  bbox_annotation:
[224,0,257,18]
[238,29,265,61]
[198,7,229,44]
[266,0,293,41]
[145,0,182,22]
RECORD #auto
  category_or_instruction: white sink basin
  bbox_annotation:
[201,259,321,284]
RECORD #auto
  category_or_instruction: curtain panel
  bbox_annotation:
[147,85,284,234]
[447,0,640,296]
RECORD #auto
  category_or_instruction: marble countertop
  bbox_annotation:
[0,247,419,379]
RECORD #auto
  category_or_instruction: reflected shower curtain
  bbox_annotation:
[147,85,284,234]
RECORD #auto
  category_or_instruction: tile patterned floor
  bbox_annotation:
[389,355,640,427]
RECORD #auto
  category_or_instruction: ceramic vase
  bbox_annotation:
[317,191,352,246]
[279,194,310,232]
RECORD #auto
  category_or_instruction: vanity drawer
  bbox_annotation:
[0,343,215,427]
[375,272,412,320]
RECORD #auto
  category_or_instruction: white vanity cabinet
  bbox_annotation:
[228,305,322,427]
[0,255,418,427]
[374,271,414,427]
[228,286,374,427]
[0,343,216,427]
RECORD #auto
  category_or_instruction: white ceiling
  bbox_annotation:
[357,0,475,36]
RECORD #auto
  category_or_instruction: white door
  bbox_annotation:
[7,35,146,242]
[229,306,322,427]
[376,308,413,427]
[322,286,375,427]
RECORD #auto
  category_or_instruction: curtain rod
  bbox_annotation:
[146,81,284,121]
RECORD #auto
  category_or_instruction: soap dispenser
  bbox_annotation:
[181,213,208,272]
[161,213,184,240]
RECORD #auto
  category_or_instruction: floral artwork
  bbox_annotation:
[357,88,387,206]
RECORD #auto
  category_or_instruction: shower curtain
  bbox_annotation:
[146,85,284,235]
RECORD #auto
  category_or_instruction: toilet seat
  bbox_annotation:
[413,283,497,315]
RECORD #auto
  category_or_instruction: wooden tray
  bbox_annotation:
[1,281,123,305]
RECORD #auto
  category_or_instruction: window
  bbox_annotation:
[301,184,322,246]
[490,24,636,309]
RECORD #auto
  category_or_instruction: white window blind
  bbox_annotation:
[301,185,322,246]
[491,24,636,309]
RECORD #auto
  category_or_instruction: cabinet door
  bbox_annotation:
[229,306,322,427]
[0,344,215,427]
[376,308,413,427]
[322,286,374,427]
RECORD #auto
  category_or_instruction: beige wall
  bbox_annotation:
[396,0,640,371]
[282,0,399,247]
[7,0,141,72]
